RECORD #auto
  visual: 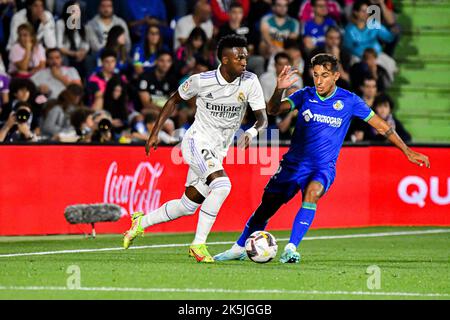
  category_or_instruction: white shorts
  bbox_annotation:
[180,135,225,197]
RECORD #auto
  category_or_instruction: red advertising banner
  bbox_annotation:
[0,145,448,236]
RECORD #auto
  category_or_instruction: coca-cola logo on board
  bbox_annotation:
[103,162,163,216]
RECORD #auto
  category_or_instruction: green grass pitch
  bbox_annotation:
[0,227,448,300]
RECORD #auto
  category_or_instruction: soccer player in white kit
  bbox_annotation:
[123,35,268,263]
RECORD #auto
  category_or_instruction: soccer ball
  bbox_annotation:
[245,231,278,263]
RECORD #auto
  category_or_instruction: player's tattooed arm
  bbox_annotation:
[145,91,184,155]
[368,114,430,168]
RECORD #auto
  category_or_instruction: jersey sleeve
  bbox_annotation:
[247,77,266,111]
[352,94,375,122]
[282,87,305,111]
[178,74,200,101]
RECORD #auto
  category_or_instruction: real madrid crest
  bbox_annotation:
[333,100,344,111]
[237,91,245,103]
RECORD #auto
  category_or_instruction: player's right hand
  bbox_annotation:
[145,135,158,156]
[277,65,300,90]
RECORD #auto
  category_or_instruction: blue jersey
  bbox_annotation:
[282,86,374,168]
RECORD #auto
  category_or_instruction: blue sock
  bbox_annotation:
[236,214,268,247]
[288,202,317,247]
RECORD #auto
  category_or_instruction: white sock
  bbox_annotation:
[192,177,231,245]
[141,193,200,229]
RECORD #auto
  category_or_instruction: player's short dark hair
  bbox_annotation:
[100,48,117,61]
[311,53,339,72]
[274,52,291,64]
[373,93,394,110]
[217,34,247,61]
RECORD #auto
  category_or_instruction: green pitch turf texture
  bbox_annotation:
[0,227,448,300]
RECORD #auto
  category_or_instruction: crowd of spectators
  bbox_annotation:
[0,0,410,144]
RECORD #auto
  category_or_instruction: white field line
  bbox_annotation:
[0,229,449,259]
[0,285,448,298]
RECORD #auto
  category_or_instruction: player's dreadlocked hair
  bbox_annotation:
[217,34,247,61]
[311,53,339,73]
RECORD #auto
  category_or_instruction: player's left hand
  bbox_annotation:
[237,132,252,150]
[405,149,430,168]
[145,135,159,156]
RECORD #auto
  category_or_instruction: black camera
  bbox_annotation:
[15,108,31,124]
[98,118,112,133]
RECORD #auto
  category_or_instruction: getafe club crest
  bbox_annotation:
[237,91,245,103]
[333,100,344,111]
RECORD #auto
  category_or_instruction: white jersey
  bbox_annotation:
[178,68,266,157]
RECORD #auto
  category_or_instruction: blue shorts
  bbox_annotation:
[264,160,336,203]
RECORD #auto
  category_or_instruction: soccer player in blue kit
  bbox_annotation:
[214,53,430,263]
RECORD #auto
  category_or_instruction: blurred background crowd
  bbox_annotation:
[0,0,411,145]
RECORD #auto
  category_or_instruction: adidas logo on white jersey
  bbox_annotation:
[205,93,214,99]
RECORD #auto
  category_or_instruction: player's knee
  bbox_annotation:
[209,177,232,199]
[179,194,200,216]
[304,188,321,203]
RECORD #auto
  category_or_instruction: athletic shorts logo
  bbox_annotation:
[333,100,344,111]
